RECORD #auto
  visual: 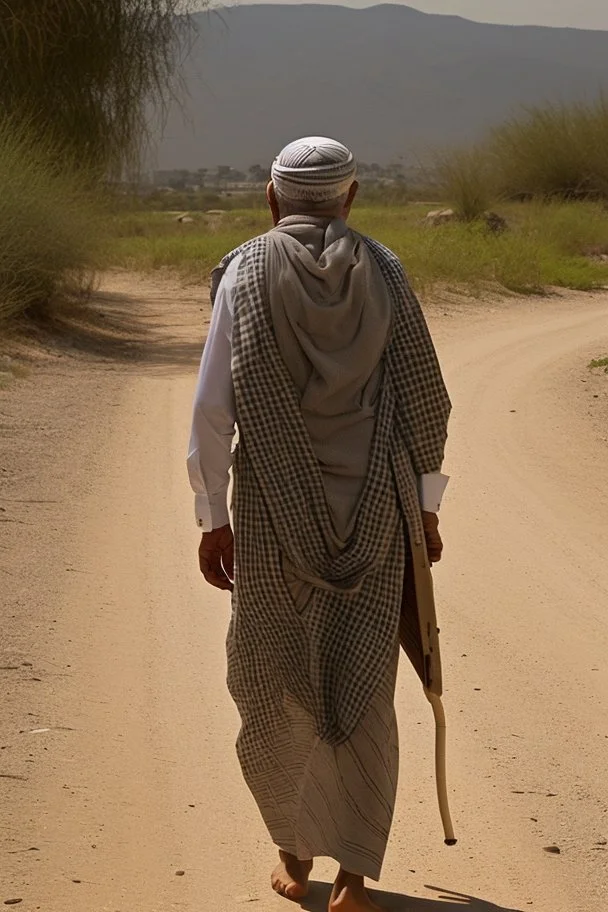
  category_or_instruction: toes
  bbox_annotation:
[285,882,306,900]
[271,875,284,895]
[271,878,307,901]
[271,858,311,901]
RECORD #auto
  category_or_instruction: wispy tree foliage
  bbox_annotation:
[0,0,194,175]
[0,1,195,321]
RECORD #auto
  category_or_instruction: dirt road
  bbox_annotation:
[1,276,607,912]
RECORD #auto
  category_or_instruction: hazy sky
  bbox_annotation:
[226,0,608,30]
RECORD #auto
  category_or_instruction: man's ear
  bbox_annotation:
[342,180,359,219]
[267,181,281,226]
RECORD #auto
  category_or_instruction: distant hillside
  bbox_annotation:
[154,4,608,169]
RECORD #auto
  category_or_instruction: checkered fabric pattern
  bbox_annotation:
[364,235,452,547]
[219,230,450,750]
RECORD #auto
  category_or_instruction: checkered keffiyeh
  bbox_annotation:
[213,231,451,750]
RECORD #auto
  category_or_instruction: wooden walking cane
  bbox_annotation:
[425,688,457,845]
[399,538,457,846]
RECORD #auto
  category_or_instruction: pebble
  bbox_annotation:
[543,846,561,854]
[4,901,23,906]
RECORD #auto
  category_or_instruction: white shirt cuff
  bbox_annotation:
[418,473,449,513]
[195,492,230,532]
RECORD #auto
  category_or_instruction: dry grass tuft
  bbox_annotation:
[0,120,103,323]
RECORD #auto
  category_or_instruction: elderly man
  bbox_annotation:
[188,137,451,912]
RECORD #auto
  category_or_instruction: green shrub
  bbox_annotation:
[0,121,102,322]
[435,97,608,204]
[434,147,495,220]
[571,97,608,198]
[489,98,608,200]
[490,104,587,199]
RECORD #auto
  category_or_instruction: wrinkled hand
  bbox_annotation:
[198,524,234,592]
[422,511,443,564]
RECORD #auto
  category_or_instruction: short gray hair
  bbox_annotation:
[275,189,349,218]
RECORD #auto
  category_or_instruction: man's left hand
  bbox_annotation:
[198,524,234,592]
[422,511,443,564]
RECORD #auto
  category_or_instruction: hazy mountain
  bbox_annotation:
[154,4,608,169]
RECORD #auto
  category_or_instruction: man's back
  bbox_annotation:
[188,136,453,912]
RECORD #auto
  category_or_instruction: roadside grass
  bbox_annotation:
[105,202,608,296]
[589,356,608,372]
[106,210,270,280]
[434,147,495,221]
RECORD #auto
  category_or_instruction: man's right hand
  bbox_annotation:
[422,511,443,564]
[198,524,234,592]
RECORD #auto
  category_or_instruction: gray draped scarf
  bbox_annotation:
[267,215,392,540]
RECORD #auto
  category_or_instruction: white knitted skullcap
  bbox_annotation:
[271,136,357,202]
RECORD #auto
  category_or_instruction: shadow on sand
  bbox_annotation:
[299,882,525,912]
[21,286,205,372]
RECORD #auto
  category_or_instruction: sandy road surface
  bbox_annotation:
[1,276,607,912]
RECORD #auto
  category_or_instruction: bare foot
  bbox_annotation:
[271,850,313,900]
[329,870,385,912]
